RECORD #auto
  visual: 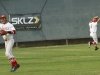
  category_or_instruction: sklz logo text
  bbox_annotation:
[11,17,40,25]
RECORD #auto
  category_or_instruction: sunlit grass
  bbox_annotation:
[0,44,100,75]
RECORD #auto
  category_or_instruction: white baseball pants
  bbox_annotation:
[90,32,98,44]
[5,39,14,59]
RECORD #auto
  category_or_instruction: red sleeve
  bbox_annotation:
[12,30,16,34]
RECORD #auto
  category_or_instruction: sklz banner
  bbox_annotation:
[9,13,42,30]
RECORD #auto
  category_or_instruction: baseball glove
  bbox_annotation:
[0,30,7,35]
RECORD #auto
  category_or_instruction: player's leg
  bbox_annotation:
[5,39,14,58]
[91,33,99,50]
[5,42,14,59]
[5,41,7,48]
[5,39,20,72]
[89,32,99,50]
[92,34,99,50]
[88,33,94,47]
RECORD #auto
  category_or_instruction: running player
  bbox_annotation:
[0,15,20,72]
[88,16,100,50]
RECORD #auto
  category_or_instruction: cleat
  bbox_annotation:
[10,64,20,72]
[95,47,99,51]
[88,42,91,48]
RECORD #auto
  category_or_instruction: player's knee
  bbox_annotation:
[5,52,10,57]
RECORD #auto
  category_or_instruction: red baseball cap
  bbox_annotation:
[0,15,6,19]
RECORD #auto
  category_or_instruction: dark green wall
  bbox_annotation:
[0,0,100,43]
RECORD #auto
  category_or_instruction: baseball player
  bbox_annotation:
[0,15,20,72]
[88,16,100,50]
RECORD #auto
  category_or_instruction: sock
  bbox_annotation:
[90,41,96,44]
[90,42,94,44]
[9,58,18,66]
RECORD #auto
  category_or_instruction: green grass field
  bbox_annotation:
[0,44,100,75]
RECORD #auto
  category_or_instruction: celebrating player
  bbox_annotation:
[88,16,100,50]
[0,15,20,72]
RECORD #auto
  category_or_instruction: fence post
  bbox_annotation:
[15,42,18,47]
[66,39,68,45]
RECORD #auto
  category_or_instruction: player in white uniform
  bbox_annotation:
[88,16,100,50]
[0,15,20,72]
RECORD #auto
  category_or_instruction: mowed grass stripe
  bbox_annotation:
[0,44,100,75]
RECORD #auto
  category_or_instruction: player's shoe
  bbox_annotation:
[10,64,20,72]
[88,42,91,48]
[95,47,99,51]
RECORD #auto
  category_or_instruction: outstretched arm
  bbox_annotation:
[97,18,100,22]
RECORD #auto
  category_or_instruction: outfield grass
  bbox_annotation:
[0,44,100,75]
